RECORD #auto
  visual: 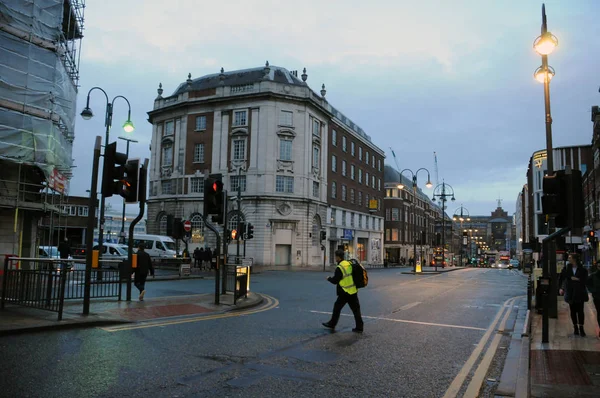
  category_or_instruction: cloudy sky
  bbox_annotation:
[70,0,600,217]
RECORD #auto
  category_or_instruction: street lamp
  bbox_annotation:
[397,168,433,272]
[118,136,138,243]
[452,205,470,267]
[432,181,456,271]
[80,87,134,263]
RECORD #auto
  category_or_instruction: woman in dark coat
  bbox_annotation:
[559,253,589,336]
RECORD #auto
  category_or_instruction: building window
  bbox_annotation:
[372,154,375,168]
[331,181,337,199]
[332,129,337,146]
[231,175,247,192]
[190,177,204,193]
[233,139,246,160]
[342,210,347,226]
[233,110,247,126]
[378,159,381,171]
[392,208,399,221]
[342,185,347,201]
[351,165,355,180]
[276,176,294,193]
[195,116,206,131]
[331,155,337,172]
[358,169,363,184]
[366,194,369,208]
[341,160,347,177]
[366,172,370,185]
[162,144,173,167]
[385,208,390,220]
[78,206,88,217]
[359,214,363,228]
[386,229,390,241]
[190,214,204,236]
[372,175,376,188]
[159,214,168,235]
[313,181,319,197]
[378,179,381,191]
[312,119,320,137]
[228,212,245,233]
[331,210,336,225]
[358,191,362,206]
[280,110,293,126]
[350,212,355,227]
[161,180,173,194]
[365,151,369,164]
[193,143,204,163]
[351,142,355,156]
[164,120,174,136]
[279,139,292,161]
[359,147,362,161]
[313,146,320,168]
[350,188,355,204]
[342,136,347,152]
[392,228,399,241]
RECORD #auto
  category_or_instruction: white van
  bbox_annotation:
[129,234,177,258]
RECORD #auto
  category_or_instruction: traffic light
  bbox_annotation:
[238,222,246,240]
[102,142,127,198]
[173,218,184,240]
[542,171,568,227]
[320,230,326,241]
[166,215,174,236]
[225,230,232,244]
[122,158,140,203]
[138,163,148,202]
[203,174,224,224]
[246,223,254,240]
[231,229,238,241]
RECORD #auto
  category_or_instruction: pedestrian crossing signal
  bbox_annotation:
[231,229,237,240]
[246,223,254,240]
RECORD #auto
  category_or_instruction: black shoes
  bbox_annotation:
[574,325,579,336]
[352,328,363,333]
[579,325,586,337]
[322,322,335,330]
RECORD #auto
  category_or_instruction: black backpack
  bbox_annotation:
[349,259,368,289]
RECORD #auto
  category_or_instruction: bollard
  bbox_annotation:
[540,276,550,343]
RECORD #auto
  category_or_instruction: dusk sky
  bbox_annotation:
[69,0,600,217]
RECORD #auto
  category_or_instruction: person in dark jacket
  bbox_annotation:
[559,253,589,336]
[204,247,213,270]
[322,250,364,333]
[134,243,154,301]
[57,238,71,271]
[586,262,600,338]
[193,247,202,268]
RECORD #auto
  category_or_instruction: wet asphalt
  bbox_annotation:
[0,267,527,398]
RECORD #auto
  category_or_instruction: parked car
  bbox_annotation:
[37,246,74,273]
[92,243,129,269]
[127,234,177,258]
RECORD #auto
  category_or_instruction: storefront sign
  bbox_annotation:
[342,229,353,240]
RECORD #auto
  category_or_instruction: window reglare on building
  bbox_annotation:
[341,160,347,176]
[358,191,362,206]
[233,110,247,126]
[162,180,173,195]
[331,181,337,199]
[342,136,347,152]
[193,143,204,163]
[313,146,320,168]
[231,175,247,192]
[359,147,362,161]
[350,188,355,204]
[195,116,206,131]
[331,209,337,225]
[280,110,293,126]
[279,139,292,161]
[351,142,355,156]
[312,119,320,137]
[351,165,355,180]
[233,139,246,160]
[276,176,294,193]
[365,151,369,164]
[190,177,204,193]
[313,181,319,197]
[331,155,337,172]
[392,208,399,221]
[358,169,363,184]
[162,144,173,167]
[164,120,174,136]
[342,210,347,226]
[332,129,337,146]
[341,185,347,201]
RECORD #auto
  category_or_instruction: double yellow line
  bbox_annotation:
[101,294,279,332]
[442,295,523,398]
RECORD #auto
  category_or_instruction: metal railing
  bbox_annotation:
[1,257,125,320]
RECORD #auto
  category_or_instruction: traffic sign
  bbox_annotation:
[183,220,192,232]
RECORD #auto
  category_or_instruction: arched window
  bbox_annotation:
[190,213,204,242]
[312,214,321,246]
[158,213,167,235]
[227,211,245,232]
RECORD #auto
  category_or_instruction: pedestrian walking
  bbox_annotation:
[559,253,589,336]
[193,247,202,268]
[58,237,71,270]
[134,243,154,301]
[586,262,600,339]
[322,250,364,333]
[204,247,213,270]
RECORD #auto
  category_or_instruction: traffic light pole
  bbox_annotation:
[118,137,138,243]
[83,136,102,316]
[236,174,242,264]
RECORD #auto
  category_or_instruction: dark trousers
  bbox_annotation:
[594,299,600,328]
[194,258,200,268]
[569,302,585,325]
[329,292,364,329]
[134,274,147,294]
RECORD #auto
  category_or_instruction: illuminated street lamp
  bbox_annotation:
[453,205,470,266]
[432,181,456,271]
[397,168,433,272]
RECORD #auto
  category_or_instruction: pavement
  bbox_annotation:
[0,266,263,336]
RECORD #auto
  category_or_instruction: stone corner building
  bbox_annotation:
[146,64,385,267]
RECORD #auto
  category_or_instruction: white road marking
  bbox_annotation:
[398,301,422,311]
[309,310,486,331]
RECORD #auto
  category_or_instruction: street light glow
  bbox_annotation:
[397,184,404,190]
[80,107,93,120]
[123,120,135,133]
[534,66,555,83]
[534,32,558,55]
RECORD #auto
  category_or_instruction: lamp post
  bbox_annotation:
[452,205,470,267]
[397,168,433,272]
[118,136,138,243]
[432,181,456,271]
[80,87,134,262]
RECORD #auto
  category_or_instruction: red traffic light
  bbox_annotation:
[590,231,595,238]
[212,181,218,192]
[231,229,237,240]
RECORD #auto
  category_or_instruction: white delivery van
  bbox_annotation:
[129,234,177,258]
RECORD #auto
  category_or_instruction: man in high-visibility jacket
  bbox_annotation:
[322,249,364,333]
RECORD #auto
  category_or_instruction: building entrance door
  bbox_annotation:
[275,244,291,265]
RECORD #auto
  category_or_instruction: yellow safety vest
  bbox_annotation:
[337,260,357,295]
